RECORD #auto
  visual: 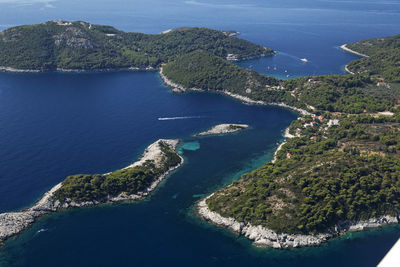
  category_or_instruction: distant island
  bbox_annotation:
[0,21,399,249]
[0,139,183,245]
[0,20,273,72]
[195,124,249,136]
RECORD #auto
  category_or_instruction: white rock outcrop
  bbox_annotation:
[159,67,203,93]
[196,124,249,136]
[197,195,399,249]
[160,68,312,116]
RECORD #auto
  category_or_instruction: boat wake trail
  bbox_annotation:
[278,51,309,62]
[158,116,203,121]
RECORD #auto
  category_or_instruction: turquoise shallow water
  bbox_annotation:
[0,0,400,266]
[179,141,201,152]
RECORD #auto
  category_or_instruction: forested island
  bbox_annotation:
[0,21,399,249]
[0,139,183,245]
[0,20,273,71]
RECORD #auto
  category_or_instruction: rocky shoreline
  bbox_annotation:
[230,50,276,62]
[194,112,399,249]
[0,66,156,73]
[159,68,311,116]
[160,67,397,249]
[197,195,399,249]
[196,124,249,136]
[0,139,184,245]
[344,64,355,75]
[55,66,156,73]
[159,67,204,93]
[0,66,41,73]
[340,44,369,58]
[271,126,298,163]
[340,44,369,75]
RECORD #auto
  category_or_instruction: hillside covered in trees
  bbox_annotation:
[163,51,397,114]
[346,34,400,82]
[161,33,400,236]
[54,140,182,203]
[162,50,292,104]
[207,114,400,234]
[0,21,273,70]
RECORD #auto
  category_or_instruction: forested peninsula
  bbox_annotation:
[160,34,400,248]
[0,139,183,245]
[0,20,272,71]
[345,34,400,82]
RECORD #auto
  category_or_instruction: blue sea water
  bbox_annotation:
[179,141,201,151]
[0,0,399,266]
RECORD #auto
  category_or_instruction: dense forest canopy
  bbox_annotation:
[0,20,273,70]
[54,141,182,203]
[163,51,398,114]
[346,34,400,56]
[161,33,400,235]
[162,50,290,103]
[207,114,400,234]
[346,34,400,82]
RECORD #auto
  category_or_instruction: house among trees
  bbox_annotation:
[304,121,317,128]
[226,54,238,61]
[318,115,327,123]
[377,82,388,87]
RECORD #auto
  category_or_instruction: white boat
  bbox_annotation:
[301,58,308,62]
